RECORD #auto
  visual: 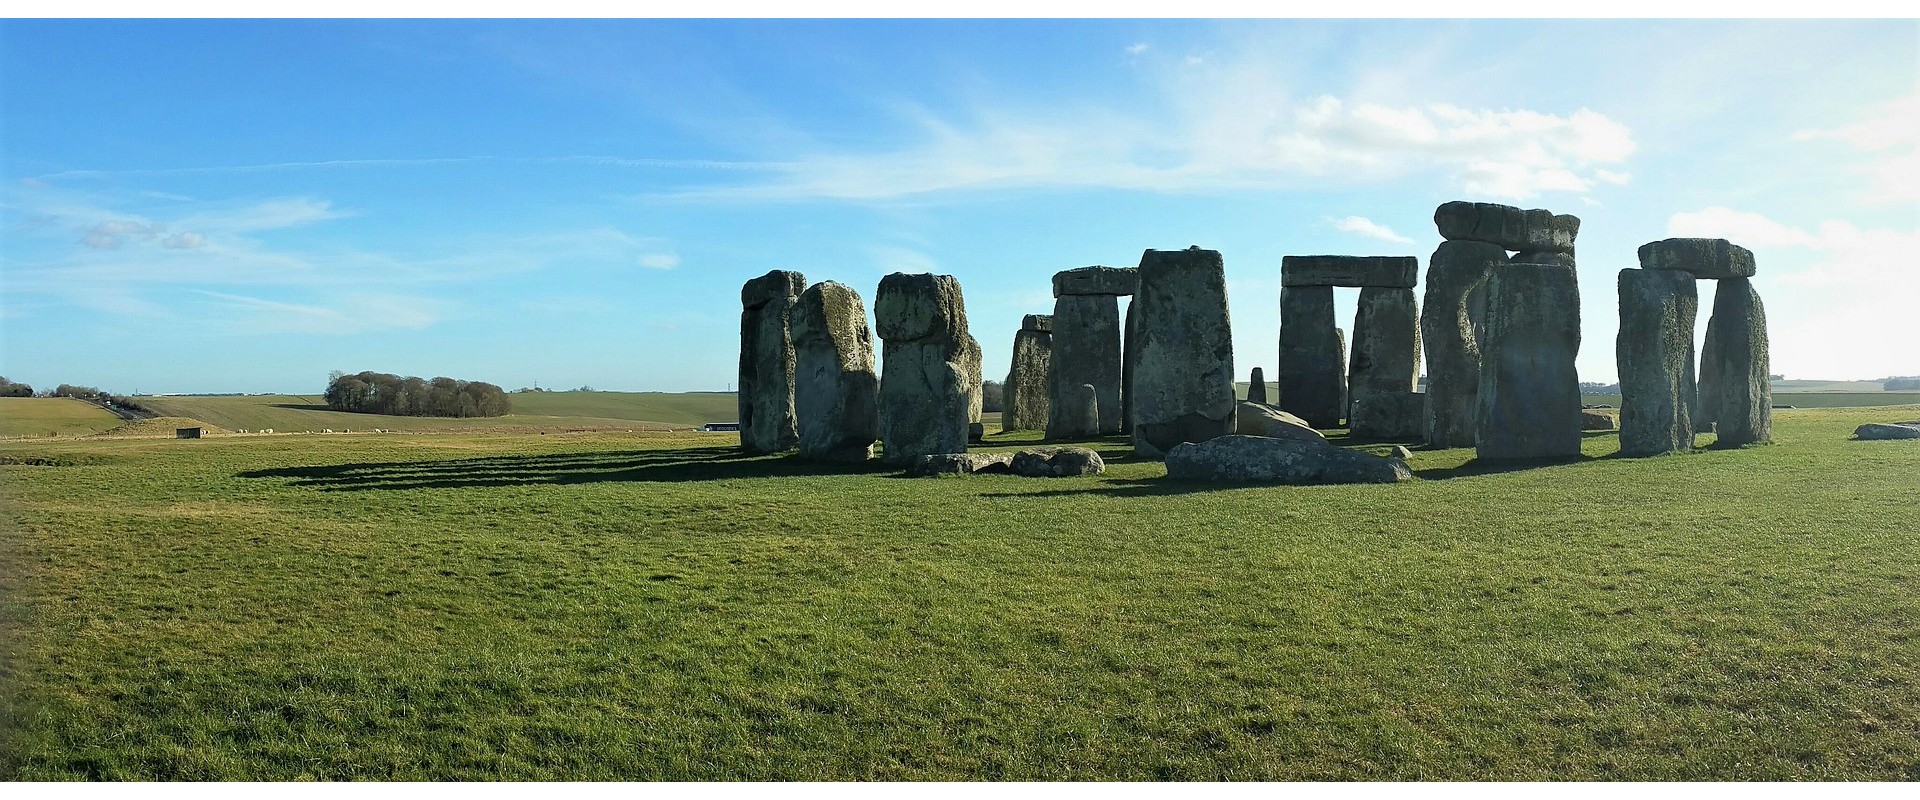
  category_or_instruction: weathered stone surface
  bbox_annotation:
[1615,269,1697,457]
[1021,314,1053,332]
[1700,277,1771,448]
[1052,383,1100,439]
[1434,201,1580,253]
[1277,285,1344,428]
[970,422,985,443]
[1390,445,1413,460]
[1130,247,1237,457]
[1003,327,1052,431]
[1476,259,1582,461]
[1422,240,1504,448]
[1011,446,1105,477]
[1638,238,1756,280]
[1855,422,1920,440]
[907,452,1012,477]
[1348,391,1425,440]
[1121,299,1137,435]
[739,269,806,454]
[1512,251,1576,267]
[1048,293,1123,437]
[875,273,973,465]
[1052,265,1139,297]
[1247,366,1268,405]
[791,280,879,463]
[1349,287,1421,439]
[1164,435,1413,484]
[961,333,984,425]
[1235,401,1325,442]
[1581,410,1618,431]
[1335,327,1348,424]
[1281,255,1418,288]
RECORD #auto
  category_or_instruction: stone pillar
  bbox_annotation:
[1047,266,1135,438]
[1122,299,1137,435]
[1130,247,1236,457]
[1615,269,1697,457]
[1003,314,1052,431]
[1477,256,1582,460]
[1049,293,1123,437]
[1247,366,1268,405]
[1347,286,1422,439]
[791,281,880,462]
[961,333,984,426]
[1699,278,1771,448]
[738,269,806,454]
[1421,240,1505,448]
[1277,285,1343,428]
[874,273,974,465]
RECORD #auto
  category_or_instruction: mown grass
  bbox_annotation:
[2,406,1917,780]
[0,397,126,438]
[132,392,741,434]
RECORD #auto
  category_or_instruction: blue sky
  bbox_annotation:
[2,18,1915,394]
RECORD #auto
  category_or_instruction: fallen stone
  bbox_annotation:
[1390,445,1413,460]
[1855,423,1920,440]
[1348,390,1425,440]
[1615,269,1696,456]
[1247,366,1268,405]
[907,452,1012,477]
[1164,435,1413,484]
[1421,240,1505,448]
[1049,292,1123,436]
[739,269,807,454]
[1003,324,1052,431]
[1235,401,1326,442]
[1638,238,1757,280]
[1280,255,1418,288]
[1700,277,1772,448]
[1581,410,1618,431]
[1130,247,1238,457]
[1477,259,1583,461]
[1434,201,1580,253]
[1011,446,1105,477]
[790,280,880,462]
[1277,285,1345,428]
[1052,265,1139,297]
[875,273,974,465]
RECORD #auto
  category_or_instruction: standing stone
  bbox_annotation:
[1615,269,1698,457]
[1277,285,1343,428]
[739,270,806,454]
[1054,383,1101,439]
[1477,259,1582,460]
[1700,277,1771,448]
[1422,240,1505,448]
[1335,327,1349,426]
[1247,366,1268,405]
[1347,286,1422,439]
[1121,299,1137,435]
[791,281,880,462]
[961,333,984,426]
[1049,293,1124,437]
[874,273,973,465]
[1003,315,1052,431]
[1131,247,1236,457]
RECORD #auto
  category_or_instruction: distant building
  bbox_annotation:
[175,427,203,439]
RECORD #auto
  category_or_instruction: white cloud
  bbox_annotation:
[1667,206,1820,248]
[1126,43,1149,56]
[638,252,680,270]
[869,245,941,275]
[1791,91,1920,204]
[160,232,206,250]
[1327,215,1414,244]
[79,218,162,249]
[194,290,445,335]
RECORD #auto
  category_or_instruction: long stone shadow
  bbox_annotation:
[977,478,1239,499]
[237,446,892,491]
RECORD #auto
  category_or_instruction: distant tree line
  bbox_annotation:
[1886,377,1920,391]
[324,371,511,418]
[0,376,31,397]
[980,380,1004,413]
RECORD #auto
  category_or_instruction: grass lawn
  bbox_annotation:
[2,405,1917,779]
[132,392,741,434]
[0,397,126,439]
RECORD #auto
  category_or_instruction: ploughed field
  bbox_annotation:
[1,406,1916,779]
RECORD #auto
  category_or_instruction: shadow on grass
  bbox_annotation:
[237,446,894,491]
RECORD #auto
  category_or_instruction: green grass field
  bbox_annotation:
[3,406,1918,779]
[0,397,127,438]
[130,392,740,434]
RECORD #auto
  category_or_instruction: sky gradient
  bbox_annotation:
[2,19,1915,395]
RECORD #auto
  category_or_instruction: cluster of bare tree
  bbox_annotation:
[324,371,511,418]
[0,376,31,397]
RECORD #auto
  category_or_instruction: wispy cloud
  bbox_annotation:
[638,252,680,270]
[869,245,941,275]
[193,290,446,335]
[1327,215,1414,244]
[33,155,784,182]
[1791,90,1919,204]
[1126,43,1150,56]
